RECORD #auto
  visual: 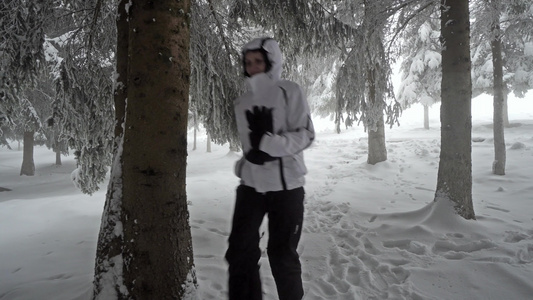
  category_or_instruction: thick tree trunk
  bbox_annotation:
[424,104,429,129]
[367,67,387,165]
[436,0,475,219]
[491,9,506,175]
[92,2,130,298]
[92,0,196,299]
[20,131,35,176]
[367,115,387,164]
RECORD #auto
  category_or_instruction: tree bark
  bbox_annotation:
[92,0,196,299]
[367,116,387,164]
[490,4,506,175]
[206,132,212,153]
[503,91,510,127]
[192,110,197,151]
[436,0,475,219]
[113,0,129,142]
[92,2,130,298]
[20,131,35,176]
[55,149,61,165]
[367,67,387,165]
[424,104,429,129]
[229,139,240,153]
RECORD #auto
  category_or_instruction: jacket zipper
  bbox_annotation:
[278,157,287,190]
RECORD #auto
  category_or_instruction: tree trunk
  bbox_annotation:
[490,5,506,175]
[229,139,240,153]
[206,132,212,153]
[436,0,474,219]
[92,2,132,298]
[367,116,387,164]
[192,110,197,151]
[92,0,196,299]
[20,131,35,176]
[367,67,387,165]
[424,104,430,129]
[503,91,510,127]
[113,0,129,143]
[55,149,62,166]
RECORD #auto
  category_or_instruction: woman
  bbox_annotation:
[225,37,315,300]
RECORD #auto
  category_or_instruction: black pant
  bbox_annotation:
[226,185,305,300]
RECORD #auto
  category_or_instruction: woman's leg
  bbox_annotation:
[225,185,266,300]
[266,187,305,300]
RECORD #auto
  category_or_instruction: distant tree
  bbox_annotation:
[436,0,475,219]
[51,0,115,194]
[92,0,197,299]
[15,97,41,176]
[397,7,441,129]
[471,0,532,175]
[471,0,533,126]
[0,0,50,143]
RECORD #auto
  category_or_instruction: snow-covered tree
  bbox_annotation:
[471,0,533,121]
[14,97,41,176]
[397,7,441,129]
[49,1,115,194]
[0,0,50,137]
[471,0,532,175]
[436,0,475,219]
[190,0,243,152]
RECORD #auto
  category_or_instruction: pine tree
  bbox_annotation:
[436,0,475,219]
[0,0,50,142]
[397,7,441,129]
[92,1,197,298]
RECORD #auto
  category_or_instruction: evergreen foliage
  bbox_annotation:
[0,0,50,135]
[471,0,533,97]
[50,1,116,194]
[397,6,441,109]
[190,0,243,148]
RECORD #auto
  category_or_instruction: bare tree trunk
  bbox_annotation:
[55,149,61,165]
[503,91,510,127]
[20,131,35,176]
[436,0,475,219]
[367,116,387,165]
[491,4,506,175]
[206,132,212,153]
[92,0,196,299]
[424,104,430,129]
[192,110,197,151]
[367,68,387,165]
[229,139,240,153]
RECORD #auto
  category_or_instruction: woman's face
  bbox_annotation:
[244,51,266,77]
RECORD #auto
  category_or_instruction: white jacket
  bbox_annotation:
[234,38,315,193]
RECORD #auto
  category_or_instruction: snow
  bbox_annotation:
[1,92,533,299]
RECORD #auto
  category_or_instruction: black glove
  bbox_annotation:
[245,106,274,149]
[245,149,277,165]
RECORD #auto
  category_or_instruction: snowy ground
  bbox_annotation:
[1,93,532,300]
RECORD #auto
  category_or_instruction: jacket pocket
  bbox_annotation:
[282,155,306,183]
